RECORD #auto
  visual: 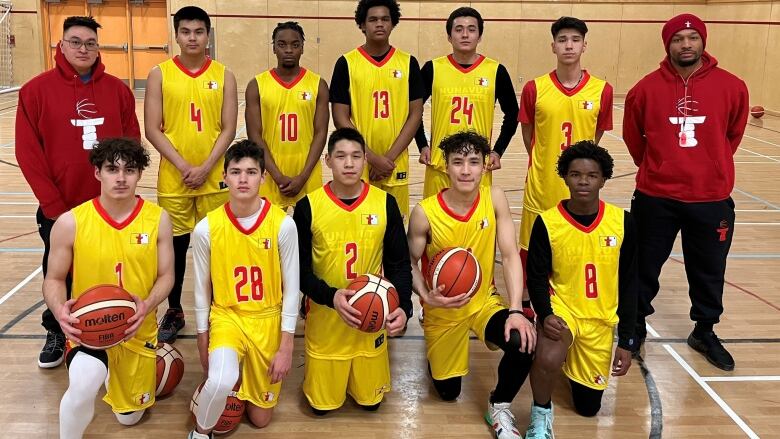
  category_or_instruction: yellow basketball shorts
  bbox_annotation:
[372,182,409,222]
[303,352,391,410]
[423,167,492,199]
[423,292,507,380]
[66,339,157,413]
[518,207,541,251]
[208,307,283,408]
[553,304,615,391]
[158,191,228,236]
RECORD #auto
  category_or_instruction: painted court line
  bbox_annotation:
[701,376,780,382]
[743,134,780,149]
[0,266,42,307]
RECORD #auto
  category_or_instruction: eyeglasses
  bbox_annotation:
[64,39,99,51]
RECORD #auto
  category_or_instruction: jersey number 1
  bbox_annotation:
[584,263,598,298]
[234,266,264,301]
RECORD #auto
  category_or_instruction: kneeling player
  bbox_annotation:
[524,141,637,438]
[189,140,299,438]
[294,128,412,414]
[407,131,535,439]
[44,138,174,438]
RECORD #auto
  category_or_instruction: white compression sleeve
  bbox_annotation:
[195,347,241,431]
[277,215,300,334]
[59,352,108,439]
[192,217,212,333]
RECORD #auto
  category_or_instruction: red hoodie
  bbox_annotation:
[15,46,141,218]
[623,53,748,202]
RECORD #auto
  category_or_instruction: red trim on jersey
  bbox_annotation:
[549,70,591,97]
[557,200,605,233]
[225,199,271,235]
[92,197,144,231]
[447,54,485,73]
[173,55,213,78]
[437,189,480,222]
[518,80,537,124]
[357,46,396,67]
[270,67,307,89]
[324,181,370,212]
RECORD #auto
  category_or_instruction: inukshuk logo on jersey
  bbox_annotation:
[299,91,313,101]
[580,101,594,110]
[362,213,379,225]
[475,77,489,87]
[259,238,272,249]
[670,95,705,147]
[132,233,150,244]
[478,218,489,230]
[203,80,219,90]
[390,69,403,79]
[600,235,618,247]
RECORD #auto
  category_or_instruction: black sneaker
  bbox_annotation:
[158,309,185,343]
[687,330,735,371]
[38,330,65,368]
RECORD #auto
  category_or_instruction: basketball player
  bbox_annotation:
[16,15,141,368]
[293,127,412,414]
[524,141,637,438]
[408,131,535,439]
[415,6,519,198]
[188,140,299,438]
[246,21,329,210]
[330,0,423,219]
[518,16,613,306]
[43,138,174,438]
[145,6,238,343]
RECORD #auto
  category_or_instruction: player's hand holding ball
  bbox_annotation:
[334,288,362,328]
[54,298,82,344]
[419,284,471,309]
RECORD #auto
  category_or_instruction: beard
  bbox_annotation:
[674,52,701,67]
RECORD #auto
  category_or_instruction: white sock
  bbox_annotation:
[59,352,108,439]
[195,348,240,431]
[115,409,145,426]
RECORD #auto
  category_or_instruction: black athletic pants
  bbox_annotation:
[38,207,72,333]
[631,190,735,337]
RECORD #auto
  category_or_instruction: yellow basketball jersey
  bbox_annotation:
[541,201,624,324]
[305,182,389,359]
[430,55,498,174]
[524,72,607,213]
[207,200,285,315]
[419,186,497,323]
[71,197,162,354]
[344,47,410,187]
[255,68,323,206]
[158,57,227,197]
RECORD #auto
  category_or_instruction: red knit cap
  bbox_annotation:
[662,13,707,54]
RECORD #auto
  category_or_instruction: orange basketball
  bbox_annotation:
[347,274,399,333]
[751,105,765,119]
[190,381,245,435]
[427,247,482,298]
[71,284,136,349]
[155,343,184,398]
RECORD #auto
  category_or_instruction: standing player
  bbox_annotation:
[330,0,423,219]
[293,128,412,414]
[145,6,238,343]
[624,14,748,370]
[524,141,637,438]
[43,138,174,438]
[416,6,519,198]
[16,16,141,368]
[518,16,613,305]
[246,21,329,210]
[408,131,536,439]
[188,140,299,438]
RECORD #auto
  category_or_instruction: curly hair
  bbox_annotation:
[89,138,150,170]
[556,140,614,179]
[272,21,305,42]
[439,131,491,162]
[224,139,265,173]
[354,0,401,27]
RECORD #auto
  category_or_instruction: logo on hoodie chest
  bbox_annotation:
[70,98,104,150]
[669,96,706,147]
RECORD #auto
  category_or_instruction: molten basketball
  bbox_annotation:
[427,247,482,298]
[71,284,136,349]
[347,274,400,333]
[750,105,765,119]
[190,381,245,435]
[155,343,184,398]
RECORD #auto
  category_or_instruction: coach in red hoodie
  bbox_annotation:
[623,14,748,371]
[15,16,140,369]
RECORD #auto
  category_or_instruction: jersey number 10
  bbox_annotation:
[279,113,298,142]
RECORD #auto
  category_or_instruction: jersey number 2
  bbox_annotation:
[345,242,358,280]
[584,263,598,298]
[234,266,264,301]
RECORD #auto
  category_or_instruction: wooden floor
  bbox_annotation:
[1,92,779,438]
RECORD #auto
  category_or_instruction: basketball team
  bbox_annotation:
[14,1,749,438]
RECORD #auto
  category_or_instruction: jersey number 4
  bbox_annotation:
[451,96,474,125]
[190,103,203,132]
[234,266,264,301]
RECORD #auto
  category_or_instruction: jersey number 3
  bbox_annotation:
[234,266,264,301]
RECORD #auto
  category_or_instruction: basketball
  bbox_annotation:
[190,381,245,434]
[347,274,400,333]
[71,284,137,350]
[155,343,184,398]
[750,105,765,118]
[427,247,482,298]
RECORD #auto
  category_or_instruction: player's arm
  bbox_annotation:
[594,83,614,144]
[488,65,520,171]
[285,78,330,197]
[407,205,469,308]
[727,80,750,154]
[492,186,535,352]
[526,214,568,341]
[144,66,192,175]
[613,211,639,376]
[382,195,412,335]
[416,61,433,164]
[184,69,238,189]
[269,216,299,384]
[125,211,175,340]
[191,216,213,374]
[622,85,647,166]
[330,56,357,130]
[42,212,80,342]
[383,56,424,163]
[245,77,285,185]
[519,80,537,155]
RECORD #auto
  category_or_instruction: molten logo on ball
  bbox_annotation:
[84,312,126,327]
